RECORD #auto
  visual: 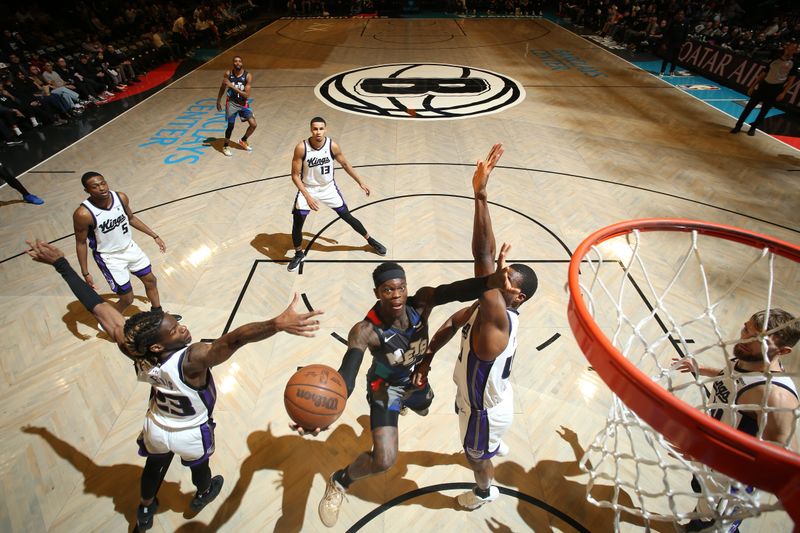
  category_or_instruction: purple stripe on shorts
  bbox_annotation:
[293,190,309,215]
[332,181,347,211]
[464,410,494,459]
[182,420,216,466]
[132,264,152,277]
[467,351,494,411]
[136,431,172,459]
[93,250,130,294]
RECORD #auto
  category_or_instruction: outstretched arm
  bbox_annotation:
[411,247,519,317]
[183,293,322,379]
[26,239,127,347]
[332,140,370,196]
[472,143,504,277]
[473,243,514,359]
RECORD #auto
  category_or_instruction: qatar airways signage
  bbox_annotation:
[677,40,800,111]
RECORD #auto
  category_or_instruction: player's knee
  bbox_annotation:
[141,272,158,287]
[118,291,134,306]
[466,454,490,470]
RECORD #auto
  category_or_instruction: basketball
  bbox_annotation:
[284,364,347,430]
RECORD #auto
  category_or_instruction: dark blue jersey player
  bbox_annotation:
[216,55,257,157]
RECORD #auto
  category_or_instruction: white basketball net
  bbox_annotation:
[574,228,800,531]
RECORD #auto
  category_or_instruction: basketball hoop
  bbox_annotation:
[567,218,800,530]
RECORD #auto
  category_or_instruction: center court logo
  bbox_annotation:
[315,63,526,120]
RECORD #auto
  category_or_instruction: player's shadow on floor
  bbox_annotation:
[494,426,675,532]
[0,198,25,207]
[202,137,248,155]
[176,415,466,532]
[778,154,800,168]
[62,295,149,341]
[251,232,369,262]
[21,425,195,532]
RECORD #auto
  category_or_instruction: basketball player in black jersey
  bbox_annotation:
[292,148,531,529]
[215,56,256,157]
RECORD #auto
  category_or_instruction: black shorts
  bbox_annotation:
[367,379,434,429]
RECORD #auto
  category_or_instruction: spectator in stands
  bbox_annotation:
[194,7,221,43]
[6,71,69,126]
[74,54,116,97]
[29,65,84,114]
[104,44,138,85]
[54,58,106,103]
[5,53,28,78]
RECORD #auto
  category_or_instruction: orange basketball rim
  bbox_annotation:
[566,218,800,528]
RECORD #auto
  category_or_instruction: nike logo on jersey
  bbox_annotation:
[384,333,397,343]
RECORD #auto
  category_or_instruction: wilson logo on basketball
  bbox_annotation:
[295,389,340,410]
[315,63,526,120]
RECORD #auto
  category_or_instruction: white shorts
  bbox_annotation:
[293,182,346,214]
[137,414,216,466]
[457,394,513,460]
[93,240,152,294]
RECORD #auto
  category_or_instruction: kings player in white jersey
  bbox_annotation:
[25,239,323,532]
[74,171,166,317]
[286,117,387,272]
[673,308,799,531]
[413,144,539,510]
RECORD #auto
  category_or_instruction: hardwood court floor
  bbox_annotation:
[1,17,797,532]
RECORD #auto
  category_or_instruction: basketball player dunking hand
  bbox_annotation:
[286,116,387,272]
[216,55,257,157]
[412,143,538,510]
[25,239,323,532]
[291,146,526,529]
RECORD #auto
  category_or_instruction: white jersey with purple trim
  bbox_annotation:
[709,365,798,437]
[453,306,518,412]
[301,137,335,188]
[137,347,217,430]
[81,191,132,254]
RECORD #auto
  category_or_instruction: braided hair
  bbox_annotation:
[123,310,165,363]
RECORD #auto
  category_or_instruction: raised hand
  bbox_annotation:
[275,293,323,337]
[671,357,697,374]
[472,143,504,199]
[487,243,521,296]
[25,239,65,265]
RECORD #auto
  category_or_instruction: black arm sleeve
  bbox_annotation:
[53,257,105,312]
[337,347,365,398]
[432,275,490,306]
